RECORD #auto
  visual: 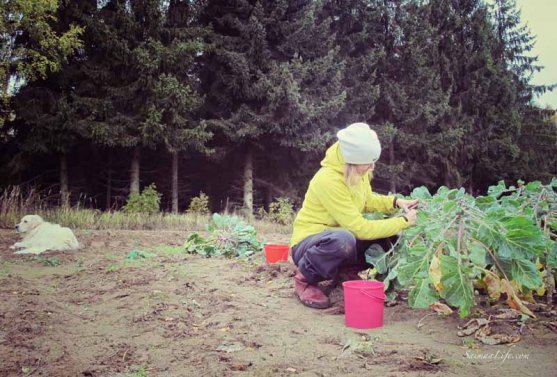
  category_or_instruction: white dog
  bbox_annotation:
[10,215,80,255]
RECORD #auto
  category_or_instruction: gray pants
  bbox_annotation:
[291,229,392,284]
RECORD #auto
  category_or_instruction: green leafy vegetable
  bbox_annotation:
[183,213,262,258]
[376,179,556,317]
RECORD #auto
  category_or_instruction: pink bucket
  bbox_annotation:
[342,280,386,329]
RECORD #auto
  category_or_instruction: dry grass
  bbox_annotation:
[0,186,291,234]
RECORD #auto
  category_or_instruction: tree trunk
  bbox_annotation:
[467,174,474,195]
[266,158,273,210]
[106,149,112,210]
[389,139,397,194]
[60,153,70,208]
[243,147,254,219]
[171,150,179,213]
[266,186,273,211]
[130,145,140,195]
[444,161,452,187]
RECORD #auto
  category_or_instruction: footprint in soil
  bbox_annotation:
[90,241,106,249]
[254,263,296,278]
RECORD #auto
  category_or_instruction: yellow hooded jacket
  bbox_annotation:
[290,142,409,247]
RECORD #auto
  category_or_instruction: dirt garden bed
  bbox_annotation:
[0,229,555,377]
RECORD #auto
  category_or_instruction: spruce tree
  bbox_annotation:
[331,0,449,193]
[6,0,91,206]
[200,0,345,215]
[326,0,383,130]
[12,82,80,206]
[150,0,212,212]
[487,0,556,185]
[427,0,514,190]
[0,0,82,129]
[73,0,211,203]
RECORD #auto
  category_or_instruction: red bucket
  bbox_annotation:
[342,280,386,329]
[264,244,289,263]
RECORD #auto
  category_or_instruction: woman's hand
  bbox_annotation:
[403,209,417,226]
[396,198,419,211]
[396,198,418,226]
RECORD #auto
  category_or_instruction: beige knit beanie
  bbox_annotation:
[337,122,381,164]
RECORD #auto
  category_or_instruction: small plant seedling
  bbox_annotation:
[355,339,375,355]
[154,245,184,254]
[106,263,119,272]
[123,183,161,215]
[416,351,443,365]
[519,314,531,323]
[0,261,11,275]
[126,249,155,260]
[461,337,480,349]
[187,192,210,215]
[127,366,148,377]
[35,256,61,267]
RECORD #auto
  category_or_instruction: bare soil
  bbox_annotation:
[1,229,556,377]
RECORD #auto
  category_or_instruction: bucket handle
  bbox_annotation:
[360,289,386,302]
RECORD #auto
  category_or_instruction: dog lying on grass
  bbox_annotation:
[10,215,80,255]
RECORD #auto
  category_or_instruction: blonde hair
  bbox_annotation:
[344,164,361,188]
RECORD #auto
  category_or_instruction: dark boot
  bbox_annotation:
[337,266,363,282]
[294,270,330,309]
[329,266,363,290]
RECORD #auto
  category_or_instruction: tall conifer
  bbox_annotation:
[200,0,344,214]
[73,0,210,201]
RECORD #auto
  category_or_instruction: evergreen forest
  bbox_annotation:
[1,0,556,214]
